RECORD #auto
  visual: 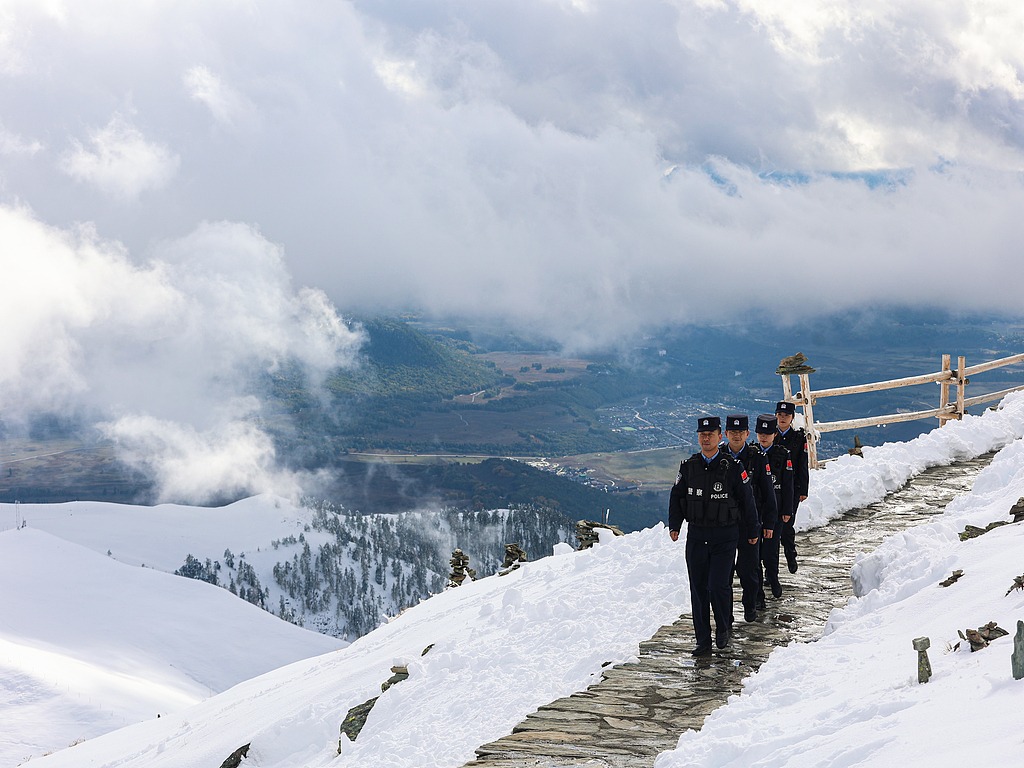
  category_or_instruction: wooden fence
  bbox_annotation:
[779,352,1024,469]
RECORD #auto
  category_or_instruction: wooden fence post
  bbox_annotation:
[781,373,794,402]
[798,372,819,469]
[956,355,967,420]
[938,354,952,425]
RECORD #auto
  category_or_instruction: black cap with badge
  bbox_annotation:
[775,401,796,415]
[755,414,777,434]
[696,416,721,432]
[725,414,749,431]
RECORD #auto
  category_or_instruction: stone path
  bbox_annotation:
[463,453,995,768]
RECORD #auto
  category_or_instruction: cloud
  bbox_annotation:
[0,204,178,414]
[0,1,1022,352]
[98,411,313,505]
[184,65,254,127]
[0,204,363,501]
[0,122,42,156]
[61,112,180,200]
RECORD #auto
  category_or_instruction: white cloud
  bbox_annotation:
[184,65,253,126]
[61,112,180,200]
[0,204,363,500]
[0,0,1021,354]
[0,8,25,75]
[98,411,304,504]
[374,57,428,98]
[0,122,42,155]
[0,204,180,413]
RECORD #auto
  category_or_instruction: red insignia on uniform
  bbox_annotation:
[764,462,771,473]
[786,459,793,469]
[740,469,749,481]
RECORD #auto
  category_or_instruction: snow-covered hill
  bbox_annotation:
[0,529,344,765]
[11,495,574,639]
[7,392,1024,767]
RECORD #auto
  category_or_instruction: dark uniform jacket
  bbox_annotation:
[668,451,759,541]
[762,442,795,520]
[729,443,778,532]
[775,427,809,498]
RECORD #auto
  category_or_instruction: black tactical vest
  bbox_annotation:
[682,454,740,527]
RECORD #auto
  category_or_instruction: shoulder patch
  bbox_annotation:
[740,469,749,482]
[786,459,793,470]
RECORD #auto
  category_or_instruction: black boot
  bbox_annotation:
[715,627,731,649]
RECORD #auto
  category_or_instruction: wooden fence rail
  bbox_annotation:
[779,352,1024,469]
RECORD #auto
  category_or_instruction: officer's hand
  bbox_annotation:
[747,538,758,545]
[763,529,773,539]
[799,495,808,502]
[669,529,679,542]
[782,515,791,523]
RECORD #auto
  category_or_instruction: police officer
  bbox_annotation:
[775,401,809,573]
[669,416,759,656]
[754,414,794,604]
[722,414,777,622]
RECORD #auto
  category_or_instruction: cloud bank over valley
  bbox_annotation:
[0,206,363,501]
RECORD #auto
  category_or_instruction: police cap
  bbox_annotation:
[775,401,797,416]
[725,414,749,431]
[696,416,721,432]
[755,414,778,434]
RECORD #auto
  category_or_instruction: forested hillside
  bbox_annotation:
[172,500,576,640]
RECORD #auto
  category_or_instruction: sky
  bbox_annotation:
[5,391,1024,767]
[3,0,1024,498]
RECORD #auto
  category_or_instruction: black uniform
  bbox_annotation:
[758,442,794,601]
[775,425,808,572]
[726,443,778,620]
[669,451,758,652]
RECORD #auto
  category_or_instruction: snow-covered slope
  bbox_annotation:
[8,392,1024,767]
[14,495,573,640]
[0,529,344,765]
[16,525,692,768]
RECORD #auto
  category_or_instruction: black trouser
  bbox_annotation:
[735,535,761,614]
[760,532,781,597]
[685,524,739,648]
[781,497,801,560]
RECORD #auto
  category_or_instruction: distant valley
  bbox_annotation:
[3,310,1023,535]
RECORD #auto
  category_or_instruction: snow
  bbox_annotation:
[12,494,382,640]
[10,494,320,573]
[0,529,344,764]
[6,392,1024,767]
